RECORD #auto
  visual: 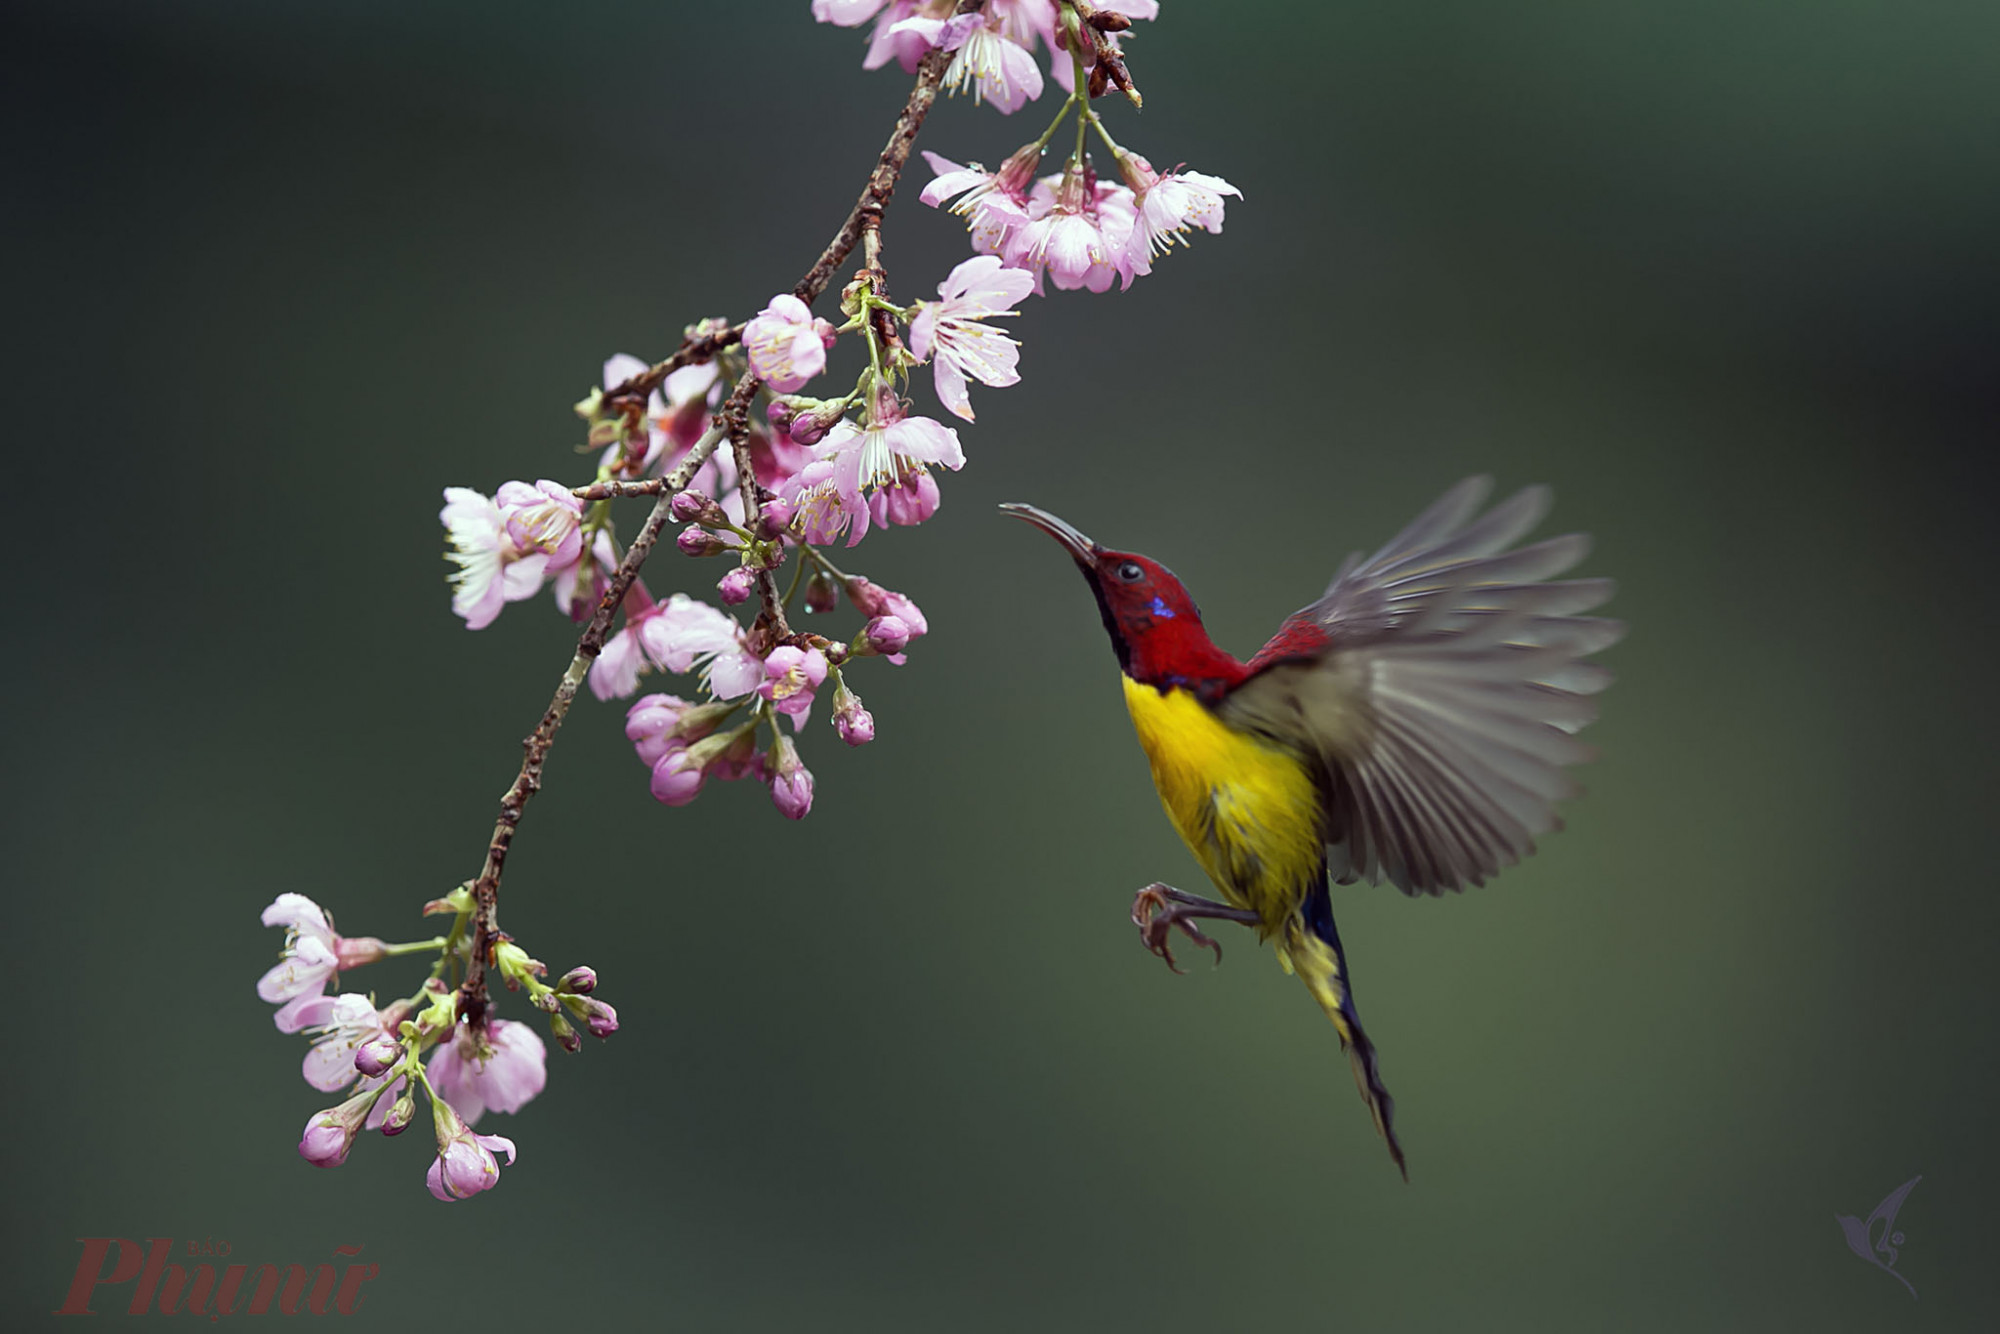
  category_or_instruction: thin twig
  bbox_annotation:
[458,27,969,1028]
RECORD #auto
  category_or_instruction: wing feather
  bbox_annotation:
[1227,480,1623,895]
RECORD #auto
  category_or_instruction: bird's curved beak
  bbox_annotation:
[998,503,1098,565]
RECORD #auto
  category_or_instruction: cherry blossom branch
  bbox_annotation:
[460,21,975,1028]
[460,423,726,1026]
[266,0,1240,1202]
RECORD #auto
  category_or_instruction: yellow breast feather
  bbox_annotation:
[1120,676,1325,930]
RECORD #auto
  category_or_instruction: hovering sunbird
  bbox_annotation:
[1002,479,1623,1177]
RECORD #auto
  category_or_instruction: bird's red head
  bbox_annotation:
[1001,503,1248,700]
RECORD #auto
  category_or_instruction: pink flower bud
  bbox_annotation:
[858,615,911,656]
[297,1087,377,1168]
[380,1091,417,1137]
[426,1101,518,1202]
[549,1012,582,1054]
[649,746,707,806]
[757,497,797,537]
[299,1119,352,1168]
[625,694,694,765]
[561,993,620,1038]
[355,1038,401,1079]
[677,526,727,557]
[814,317,838,350]
[767,735,814,820]
[835,703,875,746]
[844,577,928,638]
[558,966,597,995]
[335,936,387,970]
[805,571,840,614]
[717,565,756,605]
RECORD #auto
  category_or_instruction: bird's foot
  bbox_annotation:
[1130,883,1259,974]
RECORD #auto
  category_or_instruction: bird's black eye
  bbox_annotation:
[1117,561,1144,583]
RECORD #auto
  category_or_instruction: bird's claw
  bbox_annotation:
[1131,884,1225,974]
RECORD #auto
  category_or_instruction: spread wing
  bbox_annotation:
[1222,477,1623,895]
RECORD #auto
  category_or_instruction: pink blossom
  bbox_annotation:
[439,480,584,630]
[921,150,1038,257]
[295,993,401,1094]
[641,594,766,698]
[1119,153,1242,276]
[599,353,723,481]
[868,469,942,530]
[866,1,932,71]
[258,894,385,1032]
[766,736,815,820]
[440,489,547,631]
[428,1019,548,1126]
[498,481,583,569]
[589,618,650,701]
[591,593,765,702]
[784,398,965,548]
[427,1100,517,1202]
[1005,171,1138,294]
[553,529,616,623]
[909,255,1032,421]
[744,294,835,393]
[893,12,1044,114]
[760,646,830,722]
[812,0,892,25]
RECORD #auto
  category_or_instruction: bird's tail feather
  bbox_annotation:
[1282,881,1407,1180]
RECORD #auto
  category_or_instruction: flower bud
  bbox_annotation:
[670,489,724,525]
[766,397,803,433]
[805,570,840,614]
[677,526,728,557]
[299,1115,354,1168]
[649,745,706,806]
[380,1090,417,1137]
[831,680,875,747]
[561,993,621,1038]
[558,966,597,995]
[717,565,756,605]
[355,1038,402,1079]
[549,1011,582,1054]
[766,735,814,820]
[844,577,928,638]
[757,497,797,538]
[335,936,387,970]
[298,1086,378,1168]
[856,615,911,656]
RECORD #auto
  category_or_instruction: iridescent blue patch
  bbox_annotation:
[1148,596,1176,620]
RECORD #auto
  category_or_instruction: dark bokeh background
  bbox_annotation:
[6,1,1997,1328]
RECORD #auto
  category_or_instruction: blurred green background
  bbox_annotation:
[5,1,1997,1328]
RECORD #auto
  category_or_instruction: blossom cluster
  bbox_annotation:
[437,1,1234,826]
[304,0,1240,1203]
[261,891,616,1200]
